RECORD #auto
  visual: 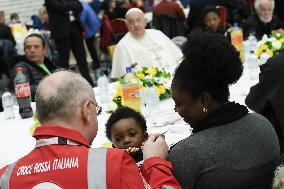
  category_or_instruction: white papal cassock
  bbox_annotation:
[111,29,183,78]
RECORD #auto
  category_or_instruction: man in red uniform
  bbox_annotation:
[0,70,181,189]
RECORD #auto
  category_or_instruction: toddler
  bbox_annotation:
[105,107,148,164]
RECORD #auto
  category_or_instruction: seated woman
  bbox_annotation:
[167,32,280,189]
[191,5,229,36]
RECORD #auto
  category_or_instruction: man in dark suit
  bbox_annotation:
[45,0,94,87]
[246,52,284,153]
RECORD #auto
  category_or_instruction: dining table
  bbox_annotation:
[0,62,259,169]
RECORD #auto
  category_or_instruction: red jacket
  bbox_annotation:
[0,125,181,189]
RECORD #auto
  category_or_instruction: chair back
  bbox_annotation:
[153,14,185,39]
[216,5,227,29]
[100,15,114,52]
[110,18,128,35]
[107,44,116,63]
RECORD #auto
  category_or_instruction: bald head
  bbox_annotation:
[125,8,144,19]
[36,70,95,125]
[125,8,147,38]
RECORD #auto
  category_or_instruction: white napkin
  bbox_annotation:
[149,112,182,127]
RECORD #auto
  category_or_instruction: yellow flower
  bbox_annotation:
[255,44,269,57]
[280,38,284,43]
[155,85,165,95]
[136,72,145,80]
[266,49,273,57]
[147,68,157,76]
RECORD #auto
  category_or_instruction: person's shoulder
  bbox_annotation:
[272,15,284,24]
[147,29,169,39]
[246,13,258,24]
[11,56,31,68]
[260,52,284,71]
[147,29,163,35]
[169,135,201,155]
[243,113,274,131]
[117,32,132,44]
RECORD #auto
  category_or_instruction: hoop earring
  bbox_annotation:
[203,107,207,112]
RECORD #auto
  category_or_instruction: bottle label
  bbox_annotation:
[231,34,243,44]
[15,83,31,98]
[122,84,140,100]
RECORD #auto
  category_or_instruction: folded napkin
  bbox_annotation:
[149,112,182,127]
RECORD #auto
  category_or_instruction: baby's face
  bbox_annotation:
[111,118,146,149]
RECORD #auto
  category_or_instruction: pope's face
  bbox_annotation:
[126,12,147,38]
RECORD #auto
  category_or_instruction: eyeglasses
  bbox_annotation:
[96,105,102,115]
[89,100,102,116]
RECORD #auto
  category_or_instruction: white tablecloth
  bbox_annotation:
[0,64,259,169]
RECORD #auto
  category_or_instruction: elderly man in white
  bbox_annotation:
[111,8,183,79]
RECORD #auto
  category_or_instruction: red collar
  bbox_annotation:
[33,125,90,148]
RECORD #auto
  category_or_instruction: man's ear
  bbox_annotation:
[81,100,92,123]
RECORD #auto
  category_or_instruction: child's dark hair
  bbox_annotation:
[105,107,147,141]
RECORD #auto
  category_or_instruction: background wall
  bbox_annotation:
[0,0,44,24]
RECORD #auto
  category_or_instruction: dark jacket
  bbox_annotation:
[246,52,284,153]
[45,0,84,39]
[9,56,57,101]
[168,113,280,189]
[0,24,16,46]
[243,13,284,40]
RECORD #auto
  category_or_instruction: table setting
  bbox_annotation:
[1,37,276,168]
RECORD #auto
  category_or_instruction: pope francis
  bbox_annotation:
[111,8,183,79]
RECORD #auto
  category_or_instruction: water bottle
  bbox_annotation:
[14,67,33,119]
[259,50,270,65]
[1,91,15,120]
[247,51,259,80]
[122,67,141,112]
[144,82,159,117]
[230,23,244,62]
[97,70,110,103]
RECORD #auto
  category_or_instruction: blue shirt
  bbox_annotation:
[80,1,101,39]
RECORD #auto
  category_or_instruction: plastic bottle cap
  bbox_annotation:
[146,82,153,87]
[125,66,132,73]
[233,23,238,27]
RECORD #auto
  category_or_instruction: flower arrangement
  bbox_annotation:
[255,32,284,59]
[134,67,172,100]
[107,67,172,112]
